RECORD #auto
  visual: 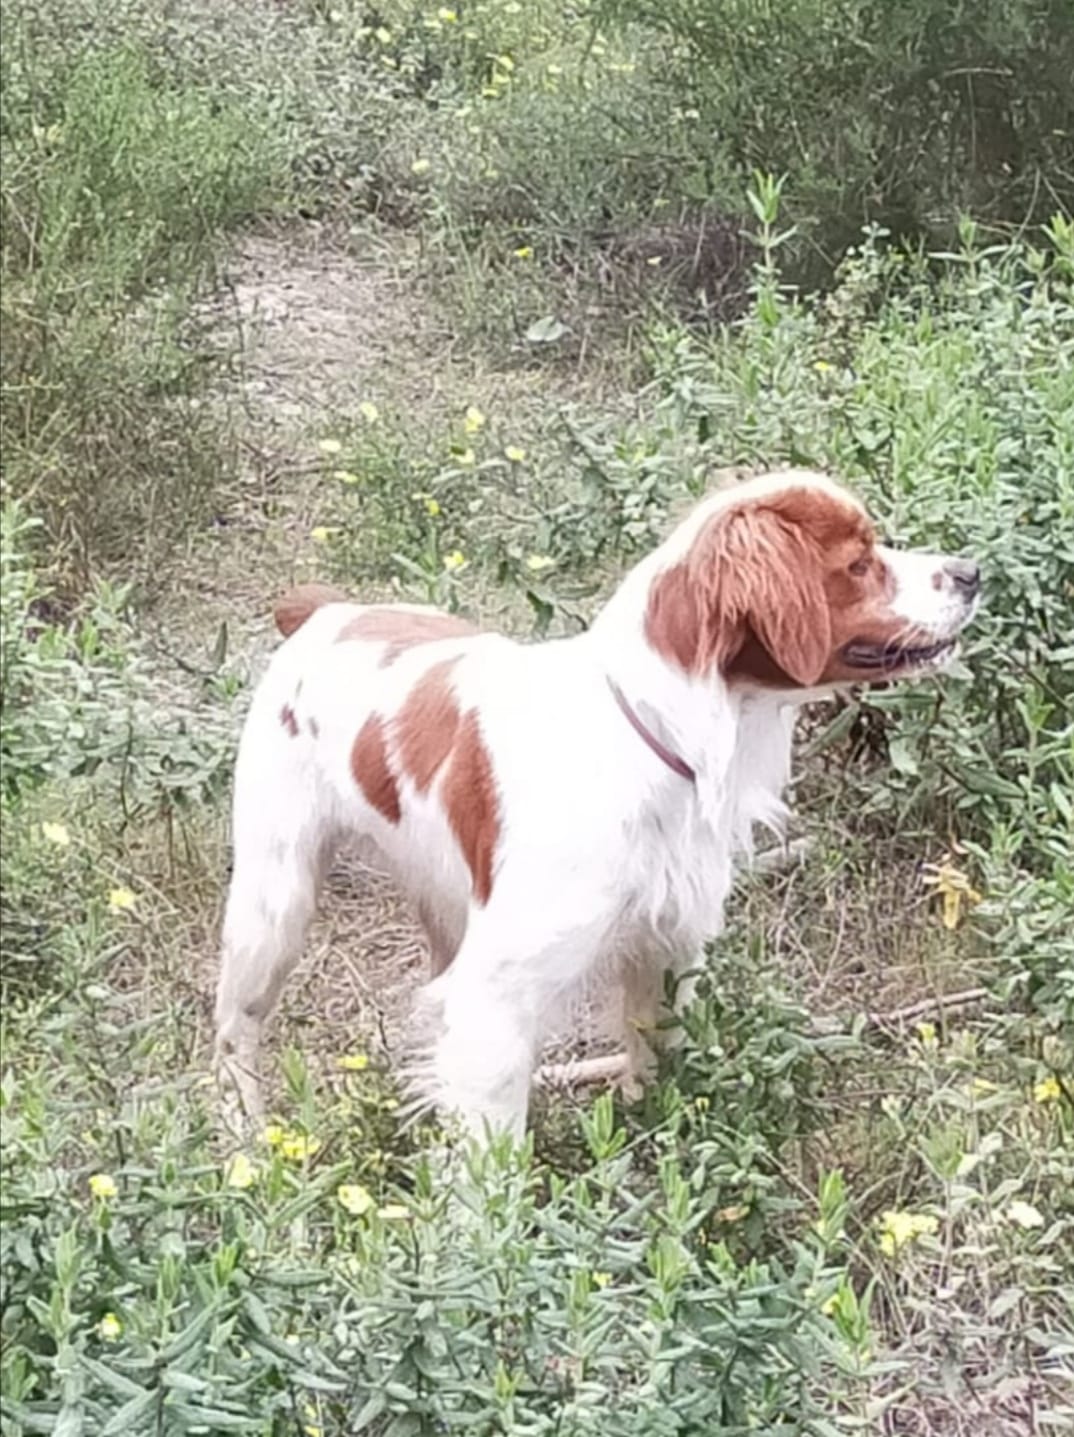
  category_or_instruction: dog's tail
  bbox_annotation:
[273,582,350,638]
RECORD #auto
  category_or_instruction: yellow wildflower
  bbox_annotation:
[108,887,136,913]
[463,406,486,434]
[42,821,70,847]
[359,401,380,424]
[374,26,393,44]
[318,438,343,455]
[454,448,476,467]
[496,55,514,72]
[279,1134,321,1163]
[410,158,431,176]
[820,1293,839,1317]
[337,1183,374,1216]
[378,1203,410,1220]
[423,497,441,517]
[443,551,467,572]
[504,445,526,462]
[512,245,533,260]
[525,554,554,572]
[225,1153,257,1190]
[338,1053,369,1071]
[921,860,982,930]
[310,526,340,543]
[1005,1199,1044,1229]
[915,1021,937,1045]
[438,8,457,21]
[1033,1076,1061,1103]
[262,1123,285,1148]
[814,360,833,373]
[876,1209,938,1257]
[89,1173,118,1200]
[592,1271,611,1288]
[98,1312,122,1341]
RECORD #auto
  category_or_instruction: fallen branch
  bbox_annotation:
[537,1053,628,1090]
[536,987,993,1090]
[857,985,990,1029]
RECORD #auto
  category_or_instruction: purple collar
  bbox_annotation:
[606,677,696,783]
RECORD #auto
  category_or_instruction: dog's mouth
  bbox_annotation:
[840,637,958,674]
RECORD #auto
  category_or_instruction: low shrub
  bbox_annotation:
[0,502,237,992]
[0,13,286,585]
[595,0,1074,276]
[645,211,1074,871]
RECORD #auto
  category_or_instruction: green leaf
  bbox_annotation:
[101,1390,158,1436]
[351,1391,388,1431]
[79,1357,148,1400]
[888,737,919,775]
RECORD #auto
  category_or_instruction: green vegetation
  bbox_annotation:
[1,0,1071,1433]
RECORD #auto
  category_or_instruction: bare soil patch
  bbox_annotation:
[162,223,618,1091]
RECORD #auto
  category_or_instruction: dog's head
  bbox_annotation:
[645,470,980,690]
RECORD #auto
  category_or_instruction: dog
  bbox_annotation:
[214,469,980,1138]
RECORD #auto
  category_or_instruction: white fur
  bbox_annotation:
[214,471,977,1139]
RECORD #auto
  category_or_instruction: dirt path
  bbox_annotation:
[171,222,616,1090]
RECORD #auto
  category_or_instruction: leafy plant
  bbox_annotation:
[594,0,1074,276]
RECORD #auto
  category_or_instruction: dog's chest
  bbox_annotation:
[624,701,795,946]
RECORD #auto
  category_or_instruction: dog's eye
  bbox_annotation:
[847,556,871,577]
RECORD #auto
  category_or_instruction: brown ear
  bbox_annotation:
[726,507,831,685]
[647,504,831,686]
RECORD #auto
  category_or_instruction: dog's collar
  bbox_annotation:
[606,677,696,784]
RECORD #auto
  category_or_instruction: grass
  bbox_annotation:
[1,1,1072,1433]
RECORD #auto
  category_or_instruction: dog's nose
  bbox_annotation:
[944,557,980,599]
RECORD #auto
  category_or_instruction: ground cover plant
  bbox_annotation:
[1,1,1071,1433]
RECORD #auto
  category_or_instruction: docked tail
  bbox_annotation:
[273,582,349,638]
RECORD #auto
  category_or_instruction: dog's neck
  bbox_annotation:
[583,539,798,848]
[586,551,749,778]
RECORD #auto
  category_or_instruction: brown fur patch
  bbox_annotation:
[396,659,462,792]
[279,703,300,737]
[442,710,501,906]
[350,715,402,824]
[336,608,477,665]
[645,486,892,687]
[274,582,350,638]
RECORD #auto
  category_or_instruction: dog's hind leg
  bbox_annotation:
[214,761,334,1132]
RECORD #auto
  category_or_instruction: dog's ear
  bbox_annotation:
[645,503,831,686]
[712,505,831,686]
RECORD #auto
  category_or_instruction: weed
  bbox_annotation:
[1,15,286,586]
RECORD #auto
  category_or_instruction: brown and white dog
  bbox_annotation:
[215,470,980,1138]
